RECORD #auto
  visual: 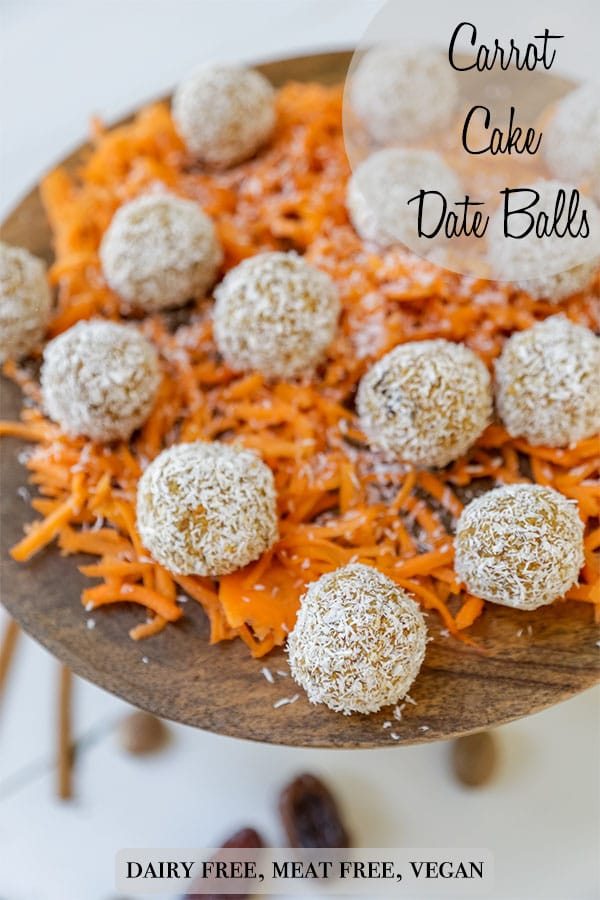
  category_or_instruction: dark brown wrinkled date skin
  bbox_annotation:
[279,773,351,848]
[185,827,263,900]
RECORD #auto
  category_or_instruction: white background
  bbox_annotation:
[0,2,599,899]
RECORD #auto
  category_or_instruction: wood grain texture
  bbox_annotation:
[0,51,598,748]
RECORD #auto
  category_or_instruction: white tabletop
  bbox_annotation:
[1,3,599,899]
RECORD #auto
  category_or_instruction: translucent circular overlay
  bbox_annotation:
[342,0,600,283]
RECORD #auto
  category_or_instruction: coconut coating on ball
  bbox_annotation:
[99,193,222,312]
[213,252,340,379]
[357,339,492,468]
[454,484,584,610]
[544,84,600,204]
[0,242,52,363]
[350,45,459,145]
[287,563,427,715]
[487,180,600,302]
[41,320,160,442]
[347,148,462,249]
[172,63,276,168]
[136,441,278,577]
[495,315,600,447]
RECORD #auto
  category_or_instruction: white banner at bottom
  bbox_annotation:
[116,848,494,895]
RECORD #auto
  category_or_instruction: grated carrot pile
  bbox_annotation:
[1,83,599,655]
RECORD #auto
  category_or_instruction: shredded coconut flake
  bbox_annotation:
[273,694,300,709]
[261,666,275,684]
[213,251,340,379]
[172,63,276,168]
[544,83,600,204]
[100,193,222,311]
[136,441,278,576]
[455,484,584,610]
[41,319,160,442]
[287,563,428,715]
[488,180,600,301]
[347,148,462,251]
[495,315,600,447]
[0,242,52,363]
[350,45,458,144]
[357,339,492,467]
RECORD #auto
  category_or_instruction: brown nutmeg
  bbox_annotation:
[451,731,498,787]
[118,710,169,755]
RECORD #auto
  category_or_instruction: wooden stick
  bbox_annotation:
[57,665,74,800]
[0,617,20,703]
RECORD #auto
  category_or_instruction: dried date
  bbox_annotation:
[279,773,350,848]
[185,827,263,900]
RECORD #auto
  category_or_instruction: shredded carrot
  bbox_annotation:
[58,527,133,557]
[78,559,152,578]
[417,471,464,518]
[154,566,176,604]
[81,583,182,621]
[173,575,236,644]
[130,615,168,641]
[567,582,600,604]
[1,81,598,653]
[455,595,486,630]
[585,528,600,553]
[0,419,57,442]
[10,472,85,562]
[390,469,417,512]
[392,547,455,579]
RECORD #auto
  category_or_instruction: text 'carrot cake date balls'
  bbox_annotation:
[350,45,459,145]
[41,320,160,442]
[287,563,427,715]
[136,441,278,577]
[495,315,600,448]
[544,83,600,204]
[454,484,584,611]
[172,63,276,168]
[99,193,222,312]
[0,242,52,363]
[357,339,492,468]
[347,148,462,250]
[213,252,340,379]
[487,179,600,302]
